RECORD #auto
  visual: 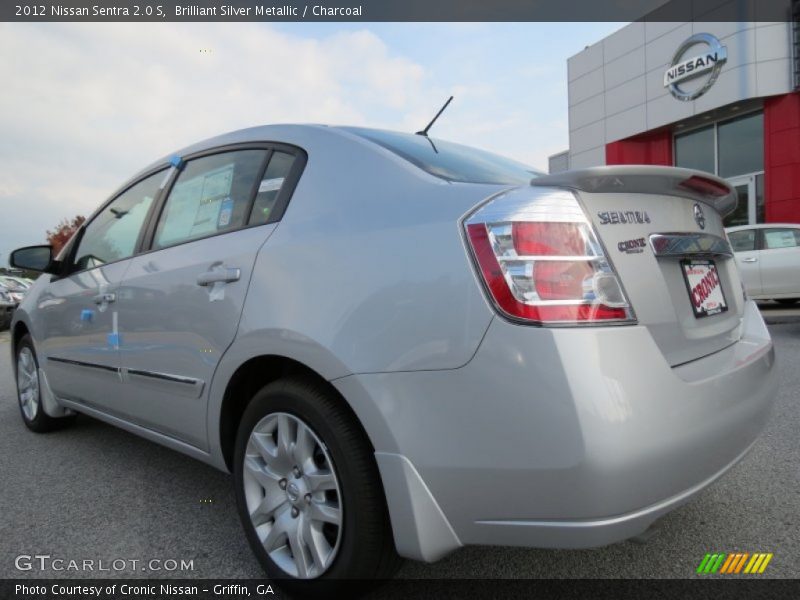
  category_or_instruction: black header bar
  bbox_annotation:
[1,0,796,22]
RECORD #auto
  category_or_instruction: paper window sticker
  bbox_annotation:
[217,197,234,228]
[259,177,284,193]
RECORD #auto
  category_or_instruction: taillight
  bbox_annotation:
[463,187,634,325]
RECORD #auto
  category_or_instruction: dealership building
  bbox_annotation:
[550,11,800,226]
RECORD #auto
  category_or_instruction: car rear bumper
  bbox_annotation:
[334,301,777,561]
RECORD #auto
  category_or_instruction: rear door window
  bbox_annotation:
[763,228,800,250]
[153,150,269,249]
[249,151,296,225]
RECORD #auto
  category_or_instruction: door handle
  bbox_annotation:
[196,267,241,286]
[93,292,116,305]
[742,257,758,263]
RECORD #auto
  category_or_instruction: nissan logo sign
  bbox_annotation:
[664,33,727,101]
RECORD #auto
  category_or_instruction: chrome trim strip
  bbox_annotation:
[649,232,733,258]
[123,368,205,399]
[47,356,119,374]
[496,255,603,262]
[125,368,201,386]
[47,357,203,398]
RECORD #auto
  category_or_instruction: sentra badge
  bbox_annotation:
[597,210,651,225]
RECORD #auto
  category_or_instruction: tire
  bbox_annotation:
[775,299,798,306]
[233,377,401,594]
[15,335,75,433]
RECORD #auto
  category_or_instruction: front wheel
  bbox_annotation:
[233,378,400,592]
[16,334,74,433]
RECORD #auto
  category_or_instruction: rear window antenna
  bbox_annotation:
[416,96,453,137]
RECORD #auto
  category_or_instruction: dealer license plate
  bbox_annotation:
[681,259,728,318]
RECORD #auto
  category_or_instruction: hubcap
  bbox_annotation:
[242,412,343,579]
[17,347,40,421]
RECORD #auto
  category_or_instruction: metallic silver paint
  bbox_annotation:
[10,126,778,565]
[337,300,774,558]
[36,368,73,418]
[373,452,462,562]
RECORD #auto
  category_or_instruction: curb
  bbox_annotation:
[763,315,800,325]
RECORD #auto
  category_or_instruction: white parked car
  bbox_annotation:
[727,224,800,305]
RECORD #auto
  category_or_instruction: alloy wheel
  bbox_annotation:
[242,412,343,578]
[17,347,40,421]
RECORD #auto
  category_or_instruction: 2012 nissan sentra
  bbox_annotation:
[9,125,777,591]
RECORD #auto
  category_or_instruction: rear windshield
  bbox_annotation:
[341,127,541,185]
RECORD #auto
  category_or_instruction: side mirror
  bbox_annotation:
[9,245,56,273]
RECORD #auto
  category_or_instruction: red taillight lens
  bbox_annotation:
[533,261,593,300]
[464,187,633,325]
[512,222,586,256]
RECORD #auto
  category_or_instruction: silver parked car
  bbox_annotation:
[0,283,15,330]
[727,223,800,305]
[10,125,777,589]
[0,275,27,304]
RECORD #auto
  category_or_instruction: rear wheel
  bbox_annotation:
[16,335,74,433]
[233,378,400,593]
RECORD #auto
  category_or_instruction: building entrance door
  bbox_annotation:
[725,174,756,227]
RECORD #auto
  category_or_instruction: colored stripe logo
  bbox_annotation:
[696,552,773,574]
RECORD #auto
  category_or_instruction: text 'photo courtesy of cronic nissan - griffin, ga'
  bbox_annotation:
[9,123,777,595]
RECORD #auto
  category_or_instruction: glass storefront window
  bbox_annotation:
[674,111,765,227]
[674,125,715,174]
[717,112,764,178]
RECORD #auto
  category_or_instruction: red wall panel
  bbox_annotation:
[605,129,673,166]
[606,95,800,224]
[764,93,800,223]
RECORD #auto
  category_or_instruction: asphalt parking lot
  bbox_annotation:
[0,319,799,581]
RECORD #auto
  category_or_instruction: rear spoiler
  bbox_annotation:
[531,165,737,217]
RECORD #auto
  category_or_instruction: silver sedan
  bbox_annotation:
[9,125,777,593]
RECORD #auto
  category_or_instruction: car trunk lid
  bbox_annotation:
[533,166,744,366]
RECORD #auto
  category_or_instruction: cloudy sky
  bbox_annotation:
[0,22,623,266]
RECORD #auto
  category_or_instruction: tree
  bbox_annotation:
[46,215,86,254]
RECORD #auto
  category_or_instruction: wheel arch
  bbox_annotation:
[216,354,373,472]
[209,334,454,563]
